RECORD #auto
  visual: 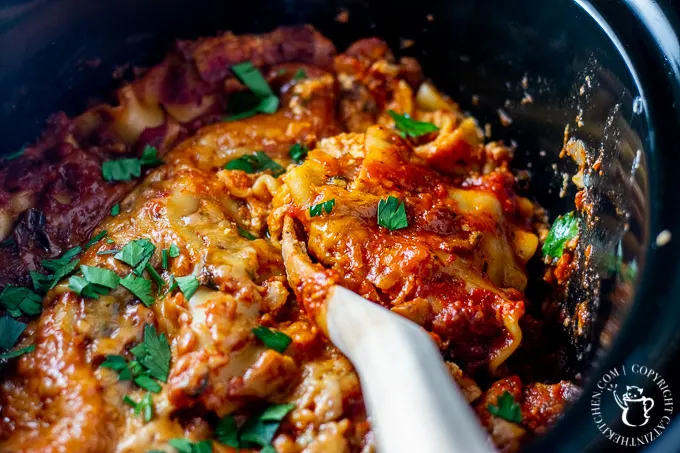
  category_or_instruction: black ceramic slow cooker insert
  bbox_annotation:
[1,0,680,452]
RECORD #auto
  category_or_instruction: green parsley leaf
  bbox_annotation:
[260,403,297,421]
[0,344,35,360]
[232,61,275,99]
[169,439,212,453]
[0,316,26,351]
[238,226,257,240]
[176,275,199,300]
[101,355,133,381]
[377,196,408,230]
[542,211,579,259]
[123,393,154,422]
[309,199,335,217]
[215,415,239,447]
[225,151,284,176]
[111,204,120,216]
[29,272,51,294]
[169,439,193,453]
[169,244,180,258]
[134,374,162,393]
[0,285,42,317]
[252,326,292,353]
[140,145,163,167]
[120,274,155,307]
[289,143,308,164]
[132,324,171,382]
[68,275,110,299]
[114,239,155,276]
[488,391,522,423]
[225,61,279,121]
[224,98,278,121]
[240,404,295,447]
[387,110,439,138]
[81,265,120,289]
[293,68,307,80]
[31,246,83,292]
[145,264,165,292]
[3,147,26,161]
[85,230,107,249]
[69,265,120,299]
[42,246,81,272]
[102,158,142,182]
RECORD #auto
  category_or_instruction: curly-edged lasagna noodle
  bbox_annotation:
[0,27,577,453]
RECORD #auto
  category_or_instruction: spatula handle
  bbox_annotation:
[327,286,493,453]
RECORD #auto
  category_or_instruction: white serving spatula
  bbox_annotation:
[325,285,494,453]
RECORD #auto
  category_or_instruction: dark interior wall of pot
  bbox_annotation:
[2,0,676,451]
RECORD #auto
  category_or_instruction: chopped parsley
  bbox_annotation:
[488,391,522,423]
[131,324,171,383]
[102,146,163,182]
[123,393,154,423]
[289,143,308,164]
[40,245,81,272]
[102,158,141,182]
[387,110,439,138]
[0,285,42,317]
[217,404,295,450]
[111,204,120,216]
[81,265,120,288]
[30,272,51,294]
[140,145,163,167]
[30,246,83,294]
[69,265,120,299]
[309,199,335,217]
[145,264,165,292]
[169,439,212,453]
[225,151,284,176]
[101,354,133,380]
[114,239,155,276]
[0,316,30,358]
[238,226,257,240]
[252,326,292,353]
[377,196,408,230]
[134,375,162,393]
[161,249,169,269]
[120,274,154,307]
[99,326,169,394]
[169,244,180,258]
[85,230,107,249]
[225,62,279,121]
[293,68,307,80]
[3,147,26,161]
[0,344,35,360]
[542,211,579,259]
[176,275,199,300]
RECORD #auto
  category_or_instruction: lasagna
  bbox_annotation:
[0,26,578,453]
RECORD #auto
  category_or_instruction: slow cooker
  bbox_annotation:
[1,0,679,451]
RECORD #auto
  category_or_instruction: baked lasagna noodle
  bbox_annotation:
[0,27,578,453]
